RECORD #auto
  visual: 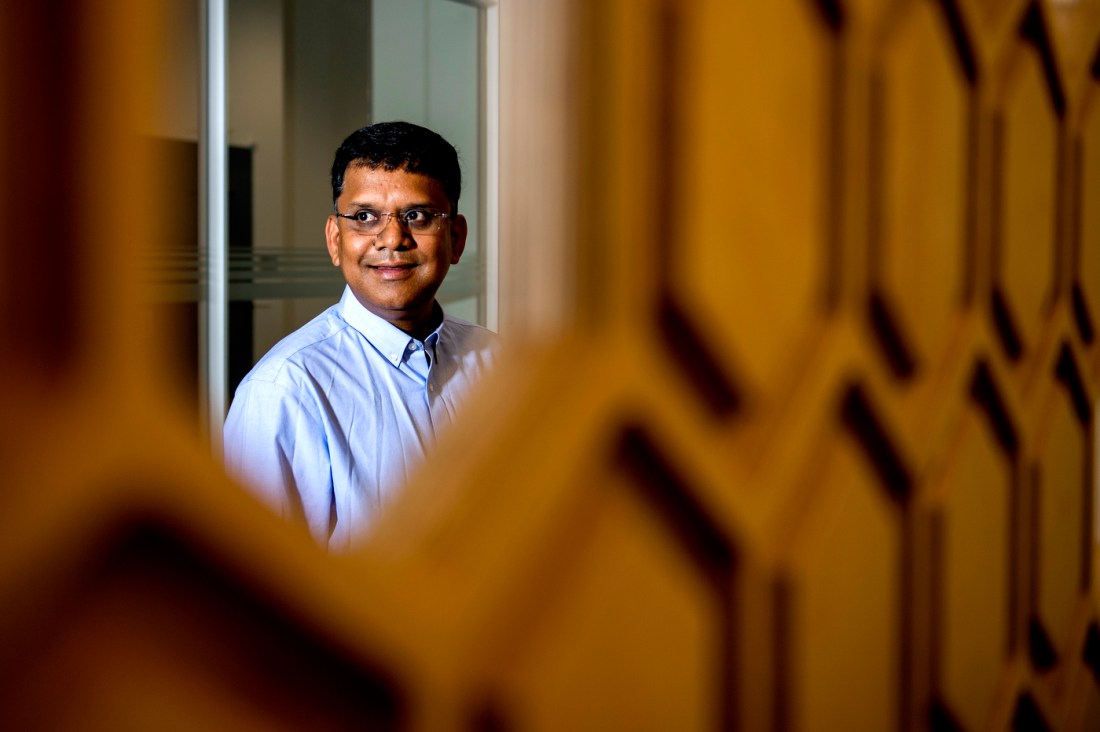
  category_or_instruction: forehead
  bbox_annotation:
[340,164,447,207]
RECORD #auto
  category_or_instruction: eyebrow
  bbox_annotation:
[344,200,439,211]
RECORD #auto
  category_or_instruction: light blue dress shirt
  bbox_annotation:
[223,286,498,549]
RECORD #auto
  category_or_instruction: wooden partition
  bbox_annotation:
[1,1,1098,730]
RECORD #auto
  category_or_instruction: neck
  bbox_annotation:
[395,301,443,341]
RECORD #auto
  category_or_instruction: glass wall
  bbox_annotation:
[142,0,497,430]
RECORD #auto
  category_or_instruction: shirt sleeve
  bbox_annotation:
[223,377,334,544]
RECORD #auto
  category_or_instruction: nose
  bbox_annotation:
[373,214,411,249]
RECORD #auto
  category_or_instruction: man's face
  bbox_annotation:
[325,165,466,333]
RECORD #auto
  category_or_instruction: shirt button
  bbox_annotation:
[429,384,435,392]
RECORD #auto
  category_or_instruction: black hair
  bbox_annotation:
[330,121,462,212]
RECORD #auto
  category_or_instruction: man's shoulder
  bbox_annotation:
[442,310,503,339]
[244,304,351,384]
[442,314,499,349]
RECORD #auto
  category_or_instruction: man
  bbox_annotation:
[224,121,498,550]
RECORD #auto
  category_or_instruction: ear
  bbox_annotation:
[325,215,341,266]
[449,214,468,264]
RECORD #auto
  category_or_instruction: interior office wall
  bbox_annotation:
[227,0,285,269]
[147,0,285,238]
[372,0,483,322]
[281,0,373,343]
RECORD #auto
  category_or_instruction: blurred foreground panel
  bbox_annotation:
[1,1,1099,730]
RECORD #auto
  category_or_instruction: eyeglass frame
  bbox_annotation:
[333,207,454,236]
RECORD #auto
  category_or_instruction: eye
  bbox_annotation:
[401,208,432,225]
[353,210,378,223]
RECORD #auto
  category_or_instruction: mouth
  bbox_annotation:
[367,262,417,280]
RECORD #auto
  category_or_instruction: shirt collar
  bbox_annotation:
[337,286,445,366]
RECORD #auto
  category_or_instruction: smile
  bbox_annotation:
[368,263,417,280]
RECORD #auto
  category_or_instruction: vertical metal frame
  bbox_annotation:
[200,0,228,449]
[482,1,501,330]
[452,0,500,330]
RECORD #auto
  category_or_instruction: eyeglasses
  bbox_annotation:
[335,208,452,236]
